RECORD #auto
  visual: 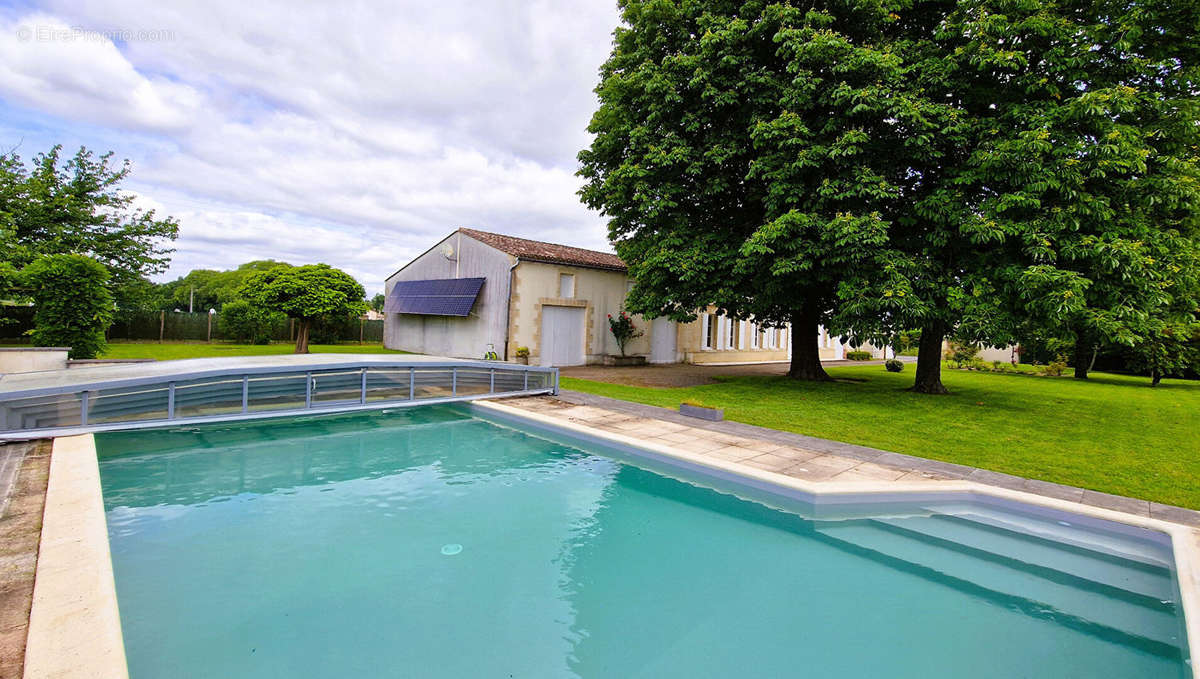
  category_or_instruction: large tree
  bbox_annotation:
[238,264,366,353]
[579,0,906,380]
[0,145,180,309]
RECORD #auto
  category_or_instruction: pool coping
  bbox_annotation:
[474,398,1200,674]
[23,403,1199,678]
[23,434,128,679]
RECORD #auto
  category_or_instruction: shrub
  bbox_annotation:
[607,310,644,357]
[20,254,113,359]
[846,350,873,360]
[220,300,279,344]
[884,359,904,372]
[1042,354,1068,377]
[515,346,530,358]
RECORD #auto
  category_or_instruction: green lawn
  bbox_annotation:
[561,365,1200,509]
[91,341,409,361]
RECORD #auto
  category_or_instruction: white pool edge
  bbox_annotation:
[23,433,128,679]
[474,399,1200,674]
[24,404,1199,678]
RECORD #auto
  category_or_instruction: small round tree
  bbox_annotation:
[21,254,114,358]
[237,264,366,353]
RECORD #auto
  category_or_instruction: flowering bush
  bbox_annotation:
[607,311,644,357]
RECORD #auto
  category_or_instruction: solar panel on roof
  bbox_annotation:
[383,277,485,317]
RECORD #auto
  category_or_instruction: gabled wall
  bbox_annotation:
[507,262,651,365]
[383,232,513,359]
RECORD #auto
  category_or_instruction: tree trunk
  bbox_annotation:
[1151,370,1162,387]
[911,321,948,394]
[787,308,831,381]
[294,319,311,354]
[1072,334,1089,379]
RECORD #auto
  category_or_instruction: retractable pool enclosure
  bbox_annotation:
[0,355,558,437]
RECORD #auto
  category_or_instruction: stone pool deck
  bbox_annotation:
[505,391,1200,528]
[0,440,50,679]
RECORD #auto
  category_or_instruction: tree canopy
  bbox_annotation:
[0,145,180,312]
[160,260,291,311]
[581,0,1200,391]
[238,264,367,353]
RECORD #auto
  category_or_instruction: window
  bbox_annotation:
[765,327,777,349]
[749,323,759,349]
[559,273,575,298]
[724,317,736,350]
[702,313,718,350]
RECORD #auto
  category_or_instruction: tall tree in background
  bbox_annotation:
[0,145,180,310]
[238,264,366,353]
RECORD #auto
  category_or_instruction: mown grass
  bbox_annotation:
[90,341,409,360]
[561,364,1200,509]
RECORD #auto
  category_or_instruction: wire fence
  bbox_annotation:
[0,307,384,344]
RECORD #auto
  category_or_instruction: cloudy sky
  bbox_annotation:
[0,0,621,293]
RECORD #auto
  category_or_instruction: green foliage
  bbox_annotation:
[1042,355,1069,378]
[884,359,904,373]
[238,264,366,353]
[19,254,113,358]
[370,293,385,313]
[845,350,873,361]
[163,260,291,311]
[218,299,281,344]
[606,310,644,357]
[0,145,179,309]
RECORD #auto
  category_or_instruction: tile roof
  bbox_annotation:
[458,227,626,271]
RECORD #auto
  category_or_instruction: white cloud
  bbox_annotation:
[0,15,203,131]
[0,0,620,290]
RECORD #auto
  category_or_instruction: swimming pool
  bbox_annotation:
[96,405,1192,678]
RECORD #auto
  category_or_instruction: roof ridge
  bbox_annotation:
[456,227,626,271]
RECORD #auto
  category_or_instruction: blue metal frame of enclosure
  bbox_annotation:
[0,360,559,438]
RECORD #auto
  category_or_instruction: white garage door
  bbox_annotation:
[540,306,586,366]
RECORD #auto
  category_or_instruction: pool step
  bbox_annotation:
[872,514,1174,601]
[815,519,1183,648]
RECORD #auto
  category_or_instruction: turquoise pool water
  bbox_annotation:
[96,406,1191,678]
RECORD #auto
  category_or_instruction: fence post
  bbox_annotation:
[159,311,165,342]
[359,319,364,344]
[80,391,89,426]
[452,367,457,397]
[360,368,367,404]
[207,313,213,343]
[242,376,249,413]
[305,372,312,408]
[409,367,415,400]
[167,382,175,419]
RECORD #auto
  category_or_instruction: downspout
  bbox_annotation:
[502,258,519,360]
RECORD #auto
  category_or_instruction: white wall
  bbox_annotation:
[383,232,513,359]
